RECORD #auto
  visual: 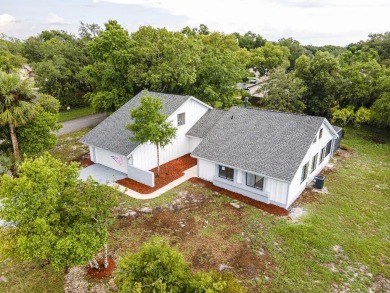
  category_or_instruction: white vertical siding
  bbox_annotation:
[198,159,215,181]
[94,147,128,173]
[266,178,289,206]
[288,121,336,207]
[131,98,210,170]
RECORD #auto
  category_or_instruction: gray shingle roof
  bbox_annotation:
[186,109,227,138]
[80,91,191,156]
[191,107,326,182]
[332,125,343,134]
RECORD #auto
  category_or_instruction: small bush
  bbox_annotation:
[115,238,246,293]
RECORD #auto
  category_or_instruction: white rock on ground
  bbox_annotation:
[0,276,7,282]
[230,202,242,209]
[289,207,305,222]
[219,264,232,271]
[139,207,153,214]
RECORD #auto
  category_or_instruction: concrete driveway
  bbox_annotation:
[79,164,127,184]
[57,113,107,136]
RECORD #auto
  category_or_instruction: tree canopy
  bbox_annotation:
[0,153,116,270]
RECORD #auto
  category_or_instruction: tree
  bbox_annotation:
[0,71,37,162]
[0,153,116,270]
[295,51,341,117]
[0,38,25,72]
[371,92,390,127]
[127,93,177,177]
[338,47,383,108]
[250,42,290,75]
[130,26,201,94]
[17,94,61,156]
[188,32,249,108]
[234,31,266,50]
[261,67,306,113]
[22,30,91,108]
[85,20,134,112]
[277,38,306,70]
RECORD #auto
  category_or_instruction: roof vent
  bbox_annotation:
[244,97,249,108]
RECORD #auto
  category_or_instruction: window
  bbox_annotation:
[246,173,264,190]
[301,162,309,183]
[325,140,332,156]
[319,146,326,163]
[219,165,234,181]
[319,128,323,139]
[311,154,318,173]
[313,136,317,144]
[177,113,185,126]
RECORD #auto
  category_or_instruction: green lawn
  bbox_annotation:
[244,126,390,292]
[1,126,389,292]
[57,106,96,122]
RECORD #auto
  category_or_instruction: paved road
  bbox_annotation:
[57,113,107,136]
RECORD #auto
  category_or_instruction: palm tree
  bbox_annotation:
[0,71,37,162]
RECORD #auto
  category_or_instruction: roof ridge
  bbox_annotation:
[231,106,325,119]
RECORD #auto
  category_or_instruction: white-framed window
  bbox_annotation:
[177,112,185,126]
[246,173,264,190]
[319,128,323,139]
[301,162,309,183]
[311,153,318,173]
[218,165,234,181]
[319,146,326,163]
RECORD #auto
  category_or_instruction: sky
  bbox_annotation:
[0,0,389,46]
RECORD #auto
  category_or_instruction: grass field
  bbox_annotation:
[1,126,389,292]
[57,106,96,122]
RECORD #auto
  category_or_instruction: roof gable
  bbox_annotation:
[80,91,192,156]
[186,109,227,138]
[191,107,326,182]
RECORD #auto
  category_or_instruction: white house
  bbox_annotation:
[80,91,211,187]
[81,91,341,209]
[189,106,340,209]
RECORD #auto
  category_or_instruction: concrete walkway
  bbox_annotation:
[109,165,197,200]
[79,163,127,184]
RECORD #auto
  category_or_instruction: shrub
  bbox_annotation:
[115,238,247,293]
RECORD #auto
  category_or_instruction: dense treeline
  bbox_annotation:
[1,22,389,129]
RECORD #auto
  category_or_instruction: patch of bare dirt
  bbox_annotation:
[111,189,275,283]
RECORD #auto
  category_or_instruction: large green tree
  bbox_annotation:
[261,67,306,113]
[188,32,249,108]
[130,26,201,94]
[295,51,341,117]
[0,71,37,162]
[0,37,25,72]
[22,30,90,107]
[278,38,306,71]
[250,42,290,75]
[233,31,266,50]
[127,94,177,176]
[0,153,116,270]
[84,20,133,112]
